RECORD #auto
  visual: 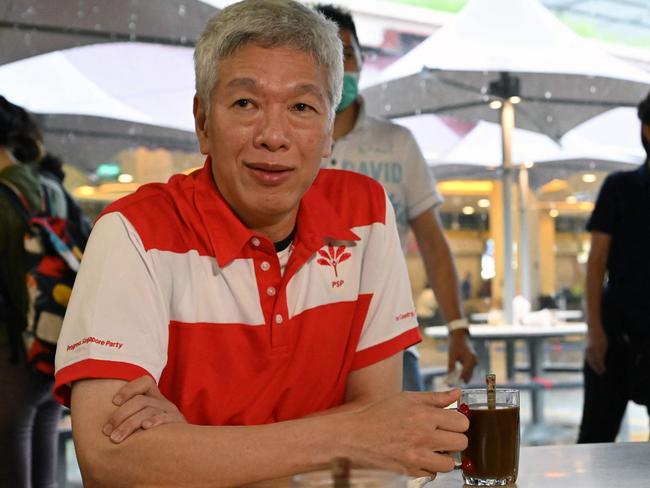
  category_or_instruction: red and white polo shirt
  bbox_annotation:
[54,160,420,425]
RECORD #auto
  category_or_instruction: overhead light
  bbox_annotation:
[477,198,490,208]
[437,180,494,195]
[118,173,134,183]
[582,173,597,183]
[509,96,522,104]
[565,196,577,204]
[523,161,534,169]
[462,206,475,215]
[549,209,559,218]
[75,185,96,197]
[489,100,503,110]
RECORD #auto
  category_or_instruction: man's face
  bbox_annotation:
[194,44,333,233]
[340,28,362,73]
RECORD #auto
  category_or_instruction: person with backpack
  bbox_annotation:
[0,95,69,487]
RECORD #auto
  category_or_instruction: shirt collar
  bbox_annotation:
[295,176,360,252]
[193,158,255,268]
[193,158,359,268]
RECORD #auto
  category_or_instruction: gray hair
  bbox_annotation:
[194,0,343,122]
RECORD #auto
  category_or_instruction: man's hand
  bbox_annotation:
[448,330,477,383]
[344,389,468,477]
[102,375,186,443]
[586,326,608,375]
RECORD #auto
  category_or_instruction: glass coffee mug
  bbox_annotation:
[458,388,520,486]
[292,469,407,487]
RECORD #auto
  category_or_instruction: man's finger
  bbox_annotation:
[142,412,185,429]
[416,450,457,475]
[424,389,461,408]
[106,394,172,431]
[108,406,161,443]
[113,375,158,406]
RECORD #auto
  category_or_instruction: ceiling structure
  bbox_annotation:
[1,0,648,217]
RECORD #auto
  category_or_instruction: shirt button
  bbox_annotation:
[275,314,283,325]
[266,286,276,296]
[251,237,260,247]
[260,261,270,271]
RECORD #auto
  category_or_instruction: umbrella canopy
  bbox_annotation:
[0,42,198,171]
[395,108,645,184]
[363,0,650,140]
[362,0,650,320]
[0,42,196,132]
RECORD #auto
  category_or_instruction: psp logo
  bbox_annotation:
[317,244,351,288]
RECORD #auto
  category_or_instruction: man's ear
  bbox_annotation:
[193,95,210,155]
[322,124,333,159]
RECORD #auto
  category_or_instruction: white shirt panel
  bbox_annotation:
[356,193,417,351]
[152,250,264,325]
[55,212,169,381]
[286,240,361,318]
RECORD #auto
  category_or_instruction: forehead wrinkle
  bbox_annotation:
[294,83,327,102]
[224,77,257,90]
[224,76,326,102]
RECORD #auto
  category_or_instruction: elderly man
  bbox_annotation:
[54,1,467,485]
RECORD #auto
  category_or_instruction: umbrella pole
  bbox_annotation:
[518,166,532,305]
[500,99,515,324]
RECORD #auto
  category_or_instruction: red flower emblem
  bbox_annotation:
[317,244,351,277]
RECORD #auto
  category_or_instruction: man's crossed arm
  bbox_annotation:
[70,352,468,487]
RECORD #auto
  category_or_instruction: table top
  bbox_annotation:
[471,310,583,323]
[425,323,587,340]
[425,442,650,487]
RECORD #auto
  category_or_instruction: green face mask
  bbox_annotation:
[336,72,359,113]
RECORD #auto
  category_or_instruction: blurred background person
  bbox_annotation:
[0,96,62,487]
[578,91,650,443]
[315,4,476,390]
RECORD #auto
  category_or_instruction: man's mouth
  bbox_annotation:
[245,162,294,185]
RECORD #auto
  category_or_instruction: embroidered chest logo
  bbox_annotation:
[317,244,351,288]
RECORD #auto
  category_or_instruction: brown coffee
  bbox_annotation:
[461,404,519,482]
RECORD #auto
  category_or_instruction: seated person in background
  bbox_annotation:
[53,1,468,486]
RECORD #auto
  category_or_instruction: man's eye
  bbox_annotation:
[293,103,311,112]
[235,99,250,108]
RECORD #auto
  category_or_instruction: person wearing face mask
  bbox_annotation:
[0,96,64,487]
[315,5,477,390]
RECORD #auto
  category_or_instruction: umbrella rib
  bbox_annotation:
[521,96,638,108]
[383,101,489,120]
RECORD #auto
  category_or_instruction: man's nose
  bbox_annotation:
[253,109,291,152]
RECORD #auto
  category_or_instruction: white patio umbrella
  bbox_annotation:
[0,42,197,132]
[362,0,650,321]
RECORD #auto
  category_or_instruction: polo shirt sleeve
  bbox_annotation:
[401,127,442,220]
[54,212,169,406]
[351,191,421,370]
[586,173,618,235]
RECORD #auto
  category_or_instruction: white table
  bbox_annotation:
[470,310,584,323]
[425,323,587,426]
[425,442,650,487]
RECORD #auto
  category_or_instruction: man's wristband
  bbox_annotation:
[447,318,470,333]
